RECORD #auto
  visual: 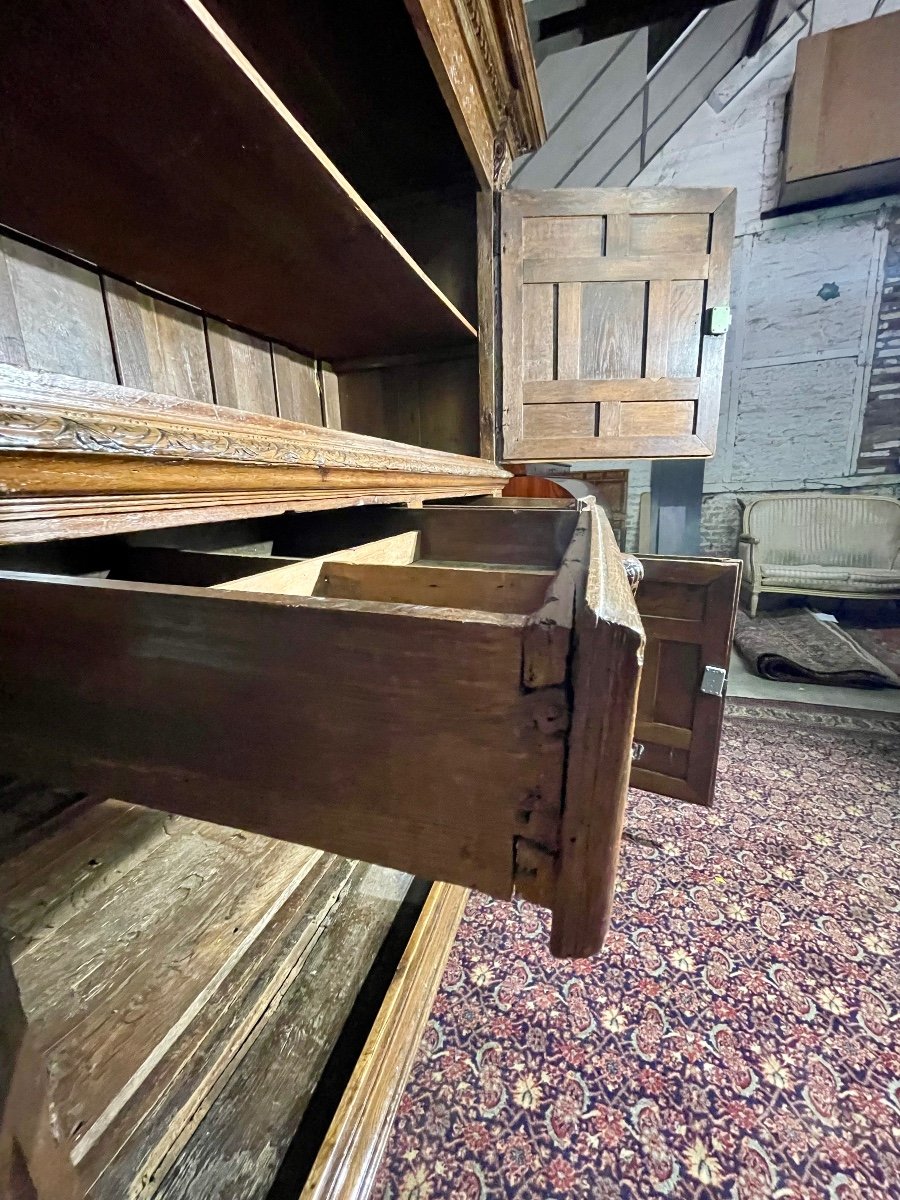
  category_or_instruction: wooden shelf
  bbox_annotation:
[0,0,477,363]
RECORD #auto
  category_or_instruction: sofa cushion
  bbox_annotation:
[760,563,900,593]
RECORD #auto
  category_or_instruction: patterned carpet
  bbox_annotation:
[374,702,900,1200]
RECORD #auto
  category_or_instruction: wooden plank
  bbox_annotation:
[273,346,323,426]
[521,285,554,382]
[509,188,734,215]
[695,190,736,450]
[84,853,353,1199]
[556,282,582,379]
[477,191,498,462]
[604,213,631,257]
[416,357,479,457]
[20,841,324,1166]
[644,280,672,378]
[319,367,342,430]
[634,720,692,751]
[213,533,421,595]
[523,403,595,439]
[580,281,645,381]
[0,572,562,900]
[619,401,695,437]
[523,379,700,403]
[0,242,27,368]
[301,882,469,1200]
[501,199,526,450]
[509,434,709,461]
[104,279,214,404]
[628,213,710,256]
[0,0,476,360]
[110,547,303,588]
[522,216,605,258]
[316,561,554,614]
[0,800,174,958]
[335,371,386,438]
[524,255,709,284]
[549,504,643,957]
[153,863,411,1200]
[0,236,116,382]
[272,506,578,570]
[206,321,277,415]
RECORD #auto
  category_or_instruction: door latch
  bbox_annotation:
[700,665,727,697]
[704,306,731,335]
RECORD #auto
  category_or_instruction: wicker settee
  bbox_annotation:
[738,494,900,616]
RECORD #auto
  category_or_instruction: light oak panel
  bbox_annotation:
[619,400,695,437]
[0,237,116,383]
[273,346,323,425]
[207,321,277,416]
[500,188,735,462]
[523,379,701,404]
[524,254,709,284]
[522,216,605,258]
[105,279,214,404]
[628,213,710,255]
[316,561,554,614]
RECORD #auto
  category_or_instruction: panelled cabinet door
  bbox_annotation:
[499,188,736,462]
[630,556,741,806]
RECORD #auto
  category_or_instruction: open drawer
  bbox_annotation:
[0,501,739,957]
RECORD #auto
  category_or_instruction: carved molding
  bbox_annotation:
[0,366,504,479]
[0,365,508,543]
[405,0,546,189]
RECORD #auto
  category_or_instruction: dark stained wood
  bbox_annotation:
[631,555,741,805]
[499,188,736,462]
[0,571,560,900]
[206,0,477,203]
[273,506,578,569]
[109,547,304,588]
[0,0,476,361]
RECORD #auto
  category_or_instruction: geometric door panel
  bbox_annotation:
[630,555,741,806]
[500,188,736,462]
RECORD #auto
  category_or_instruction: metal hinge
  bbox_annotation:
[705,306,731,335]
[700,665,728,697]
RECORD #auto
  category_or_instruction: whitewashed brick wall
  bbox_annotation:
[632,0,900,554]
[519,0,900,554]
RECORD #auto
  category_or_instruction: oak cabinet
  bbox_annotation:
[0,1,742,1193]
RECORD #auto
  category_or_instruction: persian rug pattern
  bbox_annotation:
[375,705,900,1199]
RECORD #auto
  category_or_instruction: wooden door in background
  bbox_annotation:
[499,188,736,462]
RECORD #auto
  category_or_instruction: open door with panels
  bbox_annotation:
[630,556,742,806]
[497,188,736,463]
